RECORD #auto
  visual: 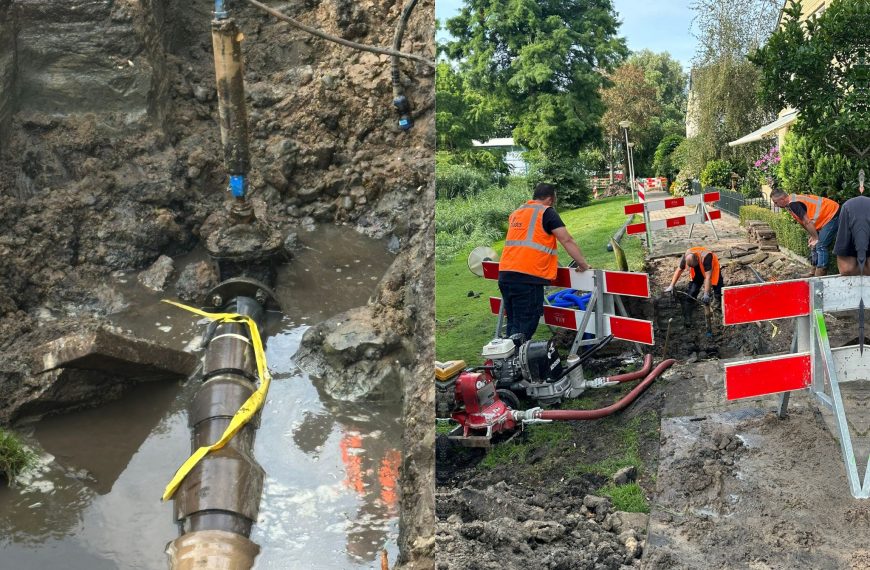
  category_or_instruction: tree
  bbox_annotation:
[445,0,628,158]
[653,133,685,181]
[751,0,870,170]
[687,0,781,172]
[626,50,688,138]
[435,62,498,152]
[600,64,662,175]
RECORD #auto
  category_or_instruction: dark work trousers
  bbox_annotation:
[498,281,545,342]
[686,274,724,302]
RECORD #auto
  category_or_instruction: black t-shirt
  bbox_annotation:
[788,201,808,221]
[834,196,870,259]
[499,207,566,285]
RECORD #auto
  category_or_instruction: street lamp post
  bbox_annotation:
[618,120,635,201]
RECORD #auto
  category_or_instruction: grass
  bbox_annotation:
[598,482,650,513]
[436,195,644,363]
[479,423,574,468]
[566,414,646,479]
[0,428,36,487]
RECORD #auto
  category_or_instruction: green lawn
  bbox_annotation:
[436,195,644,363]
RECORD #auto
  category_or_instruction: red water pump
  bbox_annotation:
[450,371,517,443]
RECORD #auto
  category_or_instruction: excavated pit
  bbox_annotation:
[0,0,434,567]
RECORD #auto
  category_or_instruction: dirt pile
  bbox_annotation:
[437,481,646,569]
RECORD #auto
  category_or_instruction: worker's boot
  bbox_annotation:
[802,268,816,278]
[815,267,827,277]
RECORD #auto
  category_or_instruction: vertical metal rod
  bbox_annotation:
[570,288,598,356]
[814,309,867,498]
[777,332,799,418]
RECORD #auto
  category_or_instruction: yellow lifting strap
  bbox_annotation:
[160,299,272,502]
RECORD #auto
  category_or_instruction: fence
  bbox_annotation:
[711,187,772,217]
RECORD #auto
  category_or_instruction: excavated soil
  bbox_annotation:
[647,408,869,569]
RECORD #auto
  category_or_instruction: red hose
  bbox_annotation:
[539,358,676,421]
[606,353,653,383]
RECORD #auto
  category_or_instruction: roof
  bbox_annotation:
[727,111,799,147]
[472,137,523,148]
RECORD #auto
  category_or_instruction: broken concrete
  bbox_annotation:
[32,326,196,378]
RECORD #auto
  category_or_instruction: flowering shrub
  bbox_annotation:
[753,145,781,186]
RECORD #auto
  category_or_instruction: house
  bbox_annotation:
[727,0,828,192]
[471,137,529,174]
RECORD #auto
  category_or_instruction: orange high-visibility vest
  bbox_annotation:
[500,201,559,281]
[686,246,721,286]
[789,193,839,230]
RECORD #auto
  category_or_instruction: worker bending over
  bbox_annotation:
[770,186,839,276]
[498,183,590,341]
[664,247,723,305]
[834,195,870,275]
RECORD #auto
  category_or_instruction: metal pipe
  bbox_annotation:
[212,16,251,198]
[167,295,268,569]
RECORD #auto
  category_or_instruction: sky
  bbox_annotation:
[434,0,698,70]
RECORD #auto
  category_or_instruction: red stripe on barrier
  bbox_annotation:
[482,260,500,280]
[666,216,687,228]
[603,271,650,297]
[664,197,684,209]
[725,353,811,399]
[608,316,654,345]
[722,280,810,325]
[706,209,722,221]
[549,267,571,288]
[704,192,721,202]
[624,203,645,215]
[544,306,579,330]
[489,298,581,331]
[627,223,646,235]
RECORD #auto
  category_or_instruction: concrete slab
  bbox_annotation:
[32,326,198,380]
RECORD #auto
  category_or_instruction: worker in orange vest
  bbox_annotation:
[664,246,723,305]
[498,183,590,341]
[770,186,840,276]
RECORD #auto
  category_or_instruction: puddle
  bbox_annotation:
[0,224,399,569]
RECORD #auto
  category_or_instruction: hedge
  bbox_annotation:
[739,205,809,258]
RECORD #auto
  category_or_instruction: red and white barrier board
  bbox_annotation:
[482,261,654,345]
[627,209,721,235]
[481,262,650,298]
[721,279,814,400]
[624,191,721,237]
[724,352,812,399]
[722,280,810,325]
[488,297,654,345]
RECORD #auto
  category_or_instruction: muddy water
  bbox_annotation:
[0,224,399,569]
